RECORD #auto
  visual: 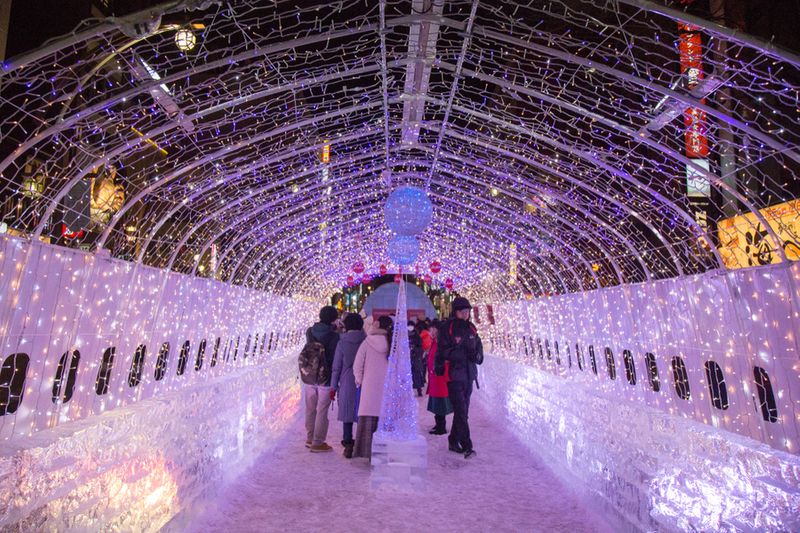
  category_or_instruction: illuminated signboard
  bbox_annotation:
[678,25,709,159]
[718,199,800,269]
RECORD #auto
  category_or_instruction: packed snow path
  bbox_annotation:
[186,394,613,532]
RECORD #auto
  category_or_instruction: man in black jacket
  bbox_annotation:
[435,297,483,459]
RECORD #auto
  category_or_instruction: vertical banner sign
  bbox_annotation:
[679,24,711,249]
[678,24,709,158]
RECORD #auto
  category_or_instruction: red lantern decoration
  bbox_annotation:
[423,274,432,284]
[361,274,372,284]
[394,273,402,284]
[353,261,365,274]
[444,278,454,290]
[430,260,442,274]
[346,275,354,287]
[379,264,388,276]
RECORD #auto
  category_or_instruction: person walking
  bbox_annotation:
[435,297,483,459]
[300,305,340,452]
[352,315,393,460]
[426,320,452,435]
[330,313,366,458]
[408,321,426,396]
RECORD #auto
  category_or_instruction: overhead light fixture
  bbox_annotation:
[174,28,196,51]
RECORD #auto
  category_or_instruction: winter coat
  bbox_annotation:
[353,325,390,417]
[330,329,366,423]
[420,330,433,351]
[409,330,426,389]
[426,340,450,398]
[436,318,483,384]
[306,322,340,387]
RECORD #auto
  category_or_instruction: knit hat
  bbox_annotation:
[319,305,339,324]
[344,313,364,331]
[451,297,472,312]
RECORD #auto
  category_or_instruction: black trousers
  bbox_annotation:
[448,380,473,451]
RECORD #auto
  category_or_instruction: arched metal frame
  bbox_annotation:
[1,0,798,302]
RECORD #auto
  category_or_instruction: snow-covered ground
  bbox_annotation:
[186,393,613,533]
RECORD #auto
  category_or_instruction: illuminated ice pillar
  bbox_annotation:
[371,279,427,488]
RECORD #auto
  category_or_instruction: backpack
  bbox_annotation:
[299,334,330,385]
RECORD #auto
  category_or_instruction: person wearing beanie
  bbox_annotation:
[301,305,340,452]
[329,313,366,458]
[435,296,484,459]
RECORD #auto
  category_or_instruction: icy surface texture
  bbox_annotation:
[0,355,301,531]
[0,236,315,441]
[475,261,800,455]
[186,393,613,533]
[478,356,800,532]
[377,279,418,440]
[370,434,427,489]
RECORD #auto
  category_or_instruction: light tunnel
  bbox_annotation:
[0,0,799,530]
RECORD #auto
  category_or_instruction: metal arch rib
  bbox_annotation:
[223,186,597,291]
[423,0,480,188]
[424,86,724,270]
[137,131,388,264]
[87,99,392,248]
[191,164,608,290]
[429,125,688,277]
[237,199,590,295]
[178,152,628,287]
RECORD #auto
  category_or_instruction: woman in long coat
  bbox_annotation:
[352,315,393,460]
[330,313,366,458]
[426,321,453,435]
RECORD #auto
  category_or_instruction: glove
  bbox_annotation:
[329,390,336,401]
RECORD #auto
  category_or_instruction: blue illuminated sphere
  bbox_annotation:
[384,186,433,236]
[388,235,419,266]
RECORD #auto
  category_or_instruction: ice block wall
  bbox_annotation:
[0,236,313,530]
[475,262,800,531]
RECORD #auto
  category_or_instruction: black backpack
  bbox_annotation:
[298,333,330,385]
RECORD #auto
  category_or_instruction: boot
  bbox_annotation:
[342,440,355,459]
[429,415,447,435]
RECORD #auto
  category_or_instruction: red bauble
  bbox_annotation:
[353,261,365,274]
[346,275,354,286]
[430,260,442,274]
[379,264,388,276]
[361,274,372,284]
[444,278,454,290]
[394,273,402,284]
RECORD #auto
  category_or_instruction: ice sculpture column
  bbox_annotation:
[371,186,432,488]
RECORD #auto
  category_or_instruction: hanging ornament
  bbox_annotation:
[387,235,419,265]
[423,274,432,284]
[384,186,433,236]
[394,273,402,284]
[361,274,372,284]
[444,278,454,291]
[379,264,388,276]
[353,261,365,274]
[346,275,354,287]
[430,260,442,274]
